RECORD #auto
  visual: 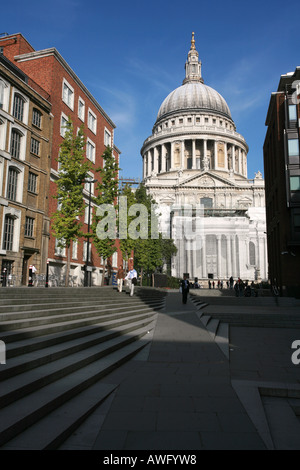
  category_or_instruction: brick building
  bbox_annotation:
[264,67,300,297]
[1,33,122,286]
[0,52,52,285]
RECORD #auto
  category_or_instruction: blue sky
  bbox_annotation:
[2,0,299,181]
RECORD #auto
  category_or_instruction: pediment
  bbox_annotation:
[178,171,238,189]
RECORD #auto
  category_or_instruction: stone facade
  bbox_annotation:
[141,34,267,283]
[0,53,52,285]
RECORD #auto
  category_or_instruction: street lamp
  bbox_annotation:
[84,178,97,287]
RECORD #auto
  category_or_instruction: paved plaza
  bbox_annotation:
[59,289,300,451]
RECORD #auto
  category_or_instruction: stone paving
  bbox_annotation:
[60,290,300,450]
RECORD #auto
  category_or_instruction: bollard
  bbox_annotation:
[28,265,33,287]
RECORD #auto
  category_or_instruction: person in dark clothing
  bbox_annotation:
[181,275,190,304]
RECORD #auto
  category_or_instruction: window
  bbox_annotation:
[2,215,14,250]
[30,137,40,156]
[72,240,78,259]
[288,104,297,121]
[13,93,25,121]
[60,114,68,137]
[200,197,213,208]
[28,172,37,193]
[7,167,19,201]
[86,139,95,163]
[84,203,93,225]
[83,241,91,262]
[288,139,299,157]
[25,217,34,237]
[10,129,21,159]
[78,98,85,121]
[88,109,97,133]
[290,176,300,191]
[55,238,66,257]
[0,79,5,109]
[104,128,111,147]
[62,79,74,110]
[32,109,42,128]
[84,176,95,195]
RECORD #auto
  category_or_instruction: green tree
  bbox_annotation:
[92,146,120,285]
[52,118,91,286]
[118,183,137,270]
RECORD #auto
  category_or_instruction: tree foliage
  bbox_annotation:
[92,146,120,283]
[52,118,91,286]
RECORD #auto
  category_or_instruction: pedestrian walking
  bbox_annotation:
[116,264,125,293]
[125,267,138,296]
[180,274,190,304]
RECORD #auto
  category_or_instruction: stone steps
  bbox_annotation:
[0,286,166,449]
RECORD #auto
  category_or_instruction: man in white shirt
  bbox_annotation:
[125,267,138,296]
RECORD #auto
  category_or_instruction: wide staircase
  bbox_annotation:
[0,286,166,450]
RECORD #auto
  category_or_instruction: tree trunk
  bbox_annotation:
[65,245,71,287]
[101,259,106,286]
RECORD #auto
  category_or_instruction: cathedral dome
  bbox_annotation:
[156,82,232,122]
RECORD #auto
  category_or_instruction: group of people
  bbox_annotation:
[116,265,137,297]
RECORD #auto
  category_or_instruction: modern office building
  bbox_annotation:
[141,33,267,283]
[264,67,300,296]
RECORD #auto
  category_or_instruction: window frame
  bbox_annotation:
[62,78,74,110]
[24,216,34,238]
[78,97,85,122]
[32,108,42,128]
[2,214,14,251]
[88,108,97,134]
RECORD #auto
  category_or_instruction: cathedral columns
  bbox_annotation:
[181,140,185,168]
[216,235,222,278]
[170,141,174,170]
[226,235,232,278]
[201,235,207,278]
[192,139,196,169]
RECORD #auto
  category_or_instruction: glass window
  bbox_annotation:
[28,172,37,193]
[72,240,78,259]
[288,139,299,157]
[86,140,95,163]
[88,110,97,133]
[104,129,111,147]
[60,114,68,137]
[289,104,297,121]
[78,98,85,121]
[13,93,24,121]
[62,80,74,109]
[30,137,40,156]
[200,197,213,208]
[32,109,42,128]
[10,129,21,159]
[0,79,5,109]
[290,176,300,191]
[2,215,14,250]
[25,217,34,237]
[7,167,19,201]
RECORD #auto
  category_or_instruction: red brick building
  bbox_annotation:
[1,33,122,286]
[264,67,300,297]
